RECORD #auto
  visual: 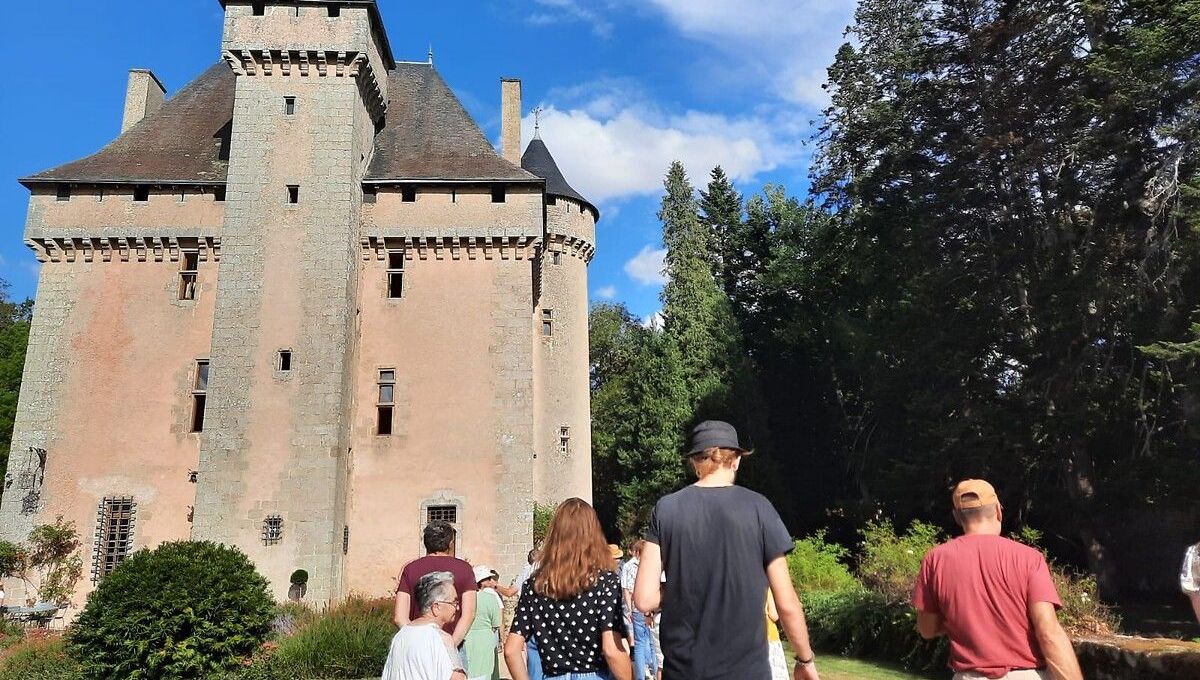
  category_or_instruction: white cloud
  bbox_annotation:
[624,245,667,286]
[642,309,665,330]
[523,99,805,203]
[594,285,618,300]
[642,0,857,108]
[527,0,615,38]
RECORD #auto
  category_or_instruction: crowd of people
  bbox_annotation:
[382,420,1095,680]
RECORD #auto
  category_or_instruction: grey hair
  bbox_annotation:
[415,571,455,614]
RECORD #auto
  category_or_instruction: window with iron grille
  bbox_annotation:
[559,426,570,455]
[426,505,457,525]
[263,515,283,545]
[92,496,135,583]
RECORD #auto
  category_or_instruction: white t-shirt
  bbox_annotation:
[620,557,639,592]
[382,621,463,680]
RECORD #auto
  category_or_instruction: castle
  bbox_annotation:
[0,0,596,607]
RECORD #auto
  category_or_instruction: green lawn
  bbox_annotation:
[816,655,940,680]
[785,642,939,680]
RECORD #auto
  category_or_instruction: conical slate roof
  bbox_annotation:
[21,62,235,186]
[521,137,597,219]
[365,63,538,183]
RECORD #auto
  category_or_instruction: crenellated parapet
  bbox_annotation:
[543,233,594,263]
[220,49,386,123]
[360,234,540,262]
[26,234,221,264]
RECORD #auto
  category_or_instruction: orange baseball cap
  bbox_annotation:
[951,479,998,510]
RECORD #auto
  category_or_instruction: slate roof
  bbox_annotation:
[364,63,538,183]
[23,61,538,187]
[521,136,597,219]
[21,62,236,186]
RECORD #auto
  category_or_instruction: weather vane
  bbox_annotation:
[533,106,544,138]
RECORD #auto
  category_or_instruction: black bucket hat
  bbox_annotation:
[685,420,751,457]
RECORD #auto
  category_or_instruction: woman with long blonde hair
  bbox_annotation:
[504,498,632,680]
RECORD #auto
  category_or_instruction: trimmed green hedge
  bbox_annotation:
[68,541,273,679]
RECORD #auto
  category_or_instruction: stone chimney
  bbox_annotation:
[501,78,522,164]
[121,69,166,133]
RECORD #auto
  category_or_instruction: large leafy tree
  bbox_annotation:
[589,303,689,536]
[0,278,32,500]
[809,0,1200,593]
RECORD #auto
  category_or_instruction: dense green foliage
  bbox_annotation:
[0,517,84,607]
[857,521,943,602]
[68,541,273,679]
[0,278,32,501]
[0,637,83,680]
[786,531,859,594]
[803,589,950,673]
[590,0,1200,597]
[210,597,393,679]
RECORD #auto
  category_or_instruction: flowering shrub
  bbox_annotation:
[857,519,943,602]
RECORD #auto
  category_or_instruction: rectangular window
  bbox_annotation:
[134,186,149,202]
[287,185,299,204]
[252,2,265,15]
[491,186,506,203]
[387,251,404,299]
[542,309,553,337]
[551,251,562,266]
[559,426,570,455]
[214,186,227,202]
[427,505,457,525]
[363,186,377,204]
[547,195,557,206]
[262,515,283,545]
[328,4,341,18]
[179,251,199,301]
[191,360,209,432]
[278,350,292,372]
[56,185,71,202]
[92,496,135,583]
[284,97,296,115]
[401,185,416,202]
[377,369,395,435]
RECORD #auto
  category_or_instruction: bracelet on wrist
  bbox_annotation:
[796,655,815,665]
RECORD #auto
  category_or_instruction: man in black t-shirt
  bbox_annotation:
[634,420,821,680]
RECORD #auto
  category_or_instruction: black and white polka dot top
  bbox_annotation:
[510,570,627,677]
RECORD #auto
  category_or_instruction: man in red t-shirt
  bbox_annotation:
[393,521,477,647]
[913,479,1083,680]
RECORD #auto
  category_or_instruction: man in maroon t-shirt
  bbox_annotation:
[393,521,477,647]
[913,479,1083,680]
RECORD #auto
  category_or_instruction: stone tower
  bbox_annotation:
[522,132,597,505]
[3,0,598,609]
[190,0,392,601]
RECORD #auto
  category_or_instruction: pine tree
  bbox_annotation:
[698,166,743,299]
[659,162,742,406]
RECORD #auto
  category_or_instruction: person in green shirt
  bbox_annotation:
[464,565,503,680]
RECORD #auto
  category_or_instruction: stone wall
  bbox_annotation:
[1075,636,1200,680]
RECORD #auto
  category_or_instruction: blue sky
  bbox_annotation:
[0,0,857,322]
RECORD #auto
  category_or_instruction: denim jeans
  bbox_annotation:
[527,635,544,680]
[631,611,659,680]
